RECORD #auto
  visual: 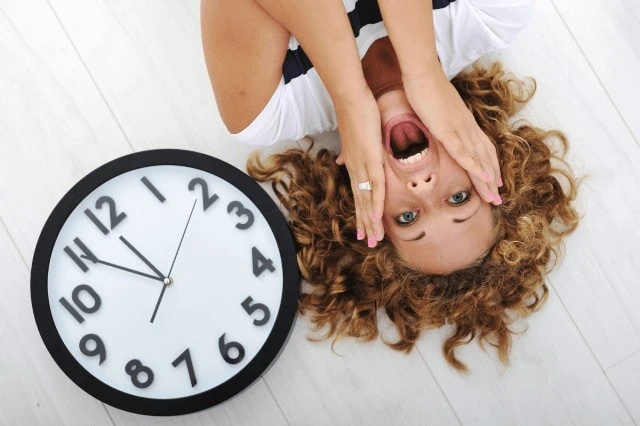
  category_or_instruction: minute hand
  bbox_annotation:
[119,235,166,280]
[80,255,164,282]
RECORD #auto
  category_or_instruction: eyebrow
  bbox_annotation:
[400,205,482,242]
[453,205,481,223]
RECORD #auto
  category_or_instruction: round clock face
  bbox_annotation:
[31,150,299,415]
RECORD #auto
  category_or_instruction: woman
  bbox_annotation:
[201,0,582,372]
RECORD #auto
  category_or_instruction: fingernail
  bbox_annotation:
[371,212,378,222]
[482,172,491,182]
[497,177,503,187]
[494,194,503,205]
[368,238,376,248]
[487,191,496,202]
[357,230,364,240]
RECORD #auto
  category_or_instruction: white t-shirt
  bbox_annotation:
[224,0,534,147]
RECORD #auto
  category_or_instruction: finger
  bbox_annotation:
[456,137,494,204]
[469,173,494,204]
[347,166,376,247]
[483,142,501,204]
[448,130,490,184]
[336,154,345,166]
[357,187,377,247]
[475,130,501,204]
[455,128,498,203]
[353,177,378,248]
[354,190,365,241]
[366,162,386,241]
[346,164,377,247]
[346,169,364,238]
[347,168,366,241]
[484,134,503,188]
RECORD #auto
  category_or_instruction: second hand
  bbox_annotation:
[150,198,198,323]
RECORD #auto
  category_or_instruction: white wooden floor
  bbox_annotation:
[1,0,639,424]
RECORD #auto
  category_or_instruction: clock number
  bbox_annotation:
[188,178,219,211]
[63,237,97,273]
[141,176,166,203]
[125,359,154,389]
[84,210,108,235]
[79,333,106,364]
[252,246,275,277]
[241,296,271,326]
[218,334,245,365]
[84,196,127,235]
[227,201,254,230]
[59,284,101,323]
[172,348,197,387]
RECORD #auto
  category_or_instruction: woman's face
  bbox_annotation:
[377,89,496,274]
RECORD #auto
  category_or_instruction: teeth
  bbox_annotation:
[399,148,428,165]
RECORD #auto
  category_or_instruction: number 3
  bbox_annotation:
[227,201,254,230]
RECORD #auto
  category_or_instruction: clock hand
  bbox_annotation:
[149,281,169,324]
[80,255,164,282]
[119,235,166,280]
[150,198,198,323]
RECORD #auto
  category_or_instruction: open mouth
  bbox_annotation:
[387,120,430,165]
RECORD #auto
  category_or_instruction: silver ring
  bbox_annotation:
[358,181,372,191]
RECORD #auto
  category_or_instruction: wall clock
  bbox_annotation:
[30,149,300,416]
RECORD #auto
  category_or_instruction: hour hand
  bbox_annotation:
[80,255,164,283]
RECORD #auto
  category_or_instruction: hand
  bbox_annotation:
[119,236,166,280]
[333,88,386,248]
[150,198,197,323]
[402,67,503,205]
[80,253,164,283]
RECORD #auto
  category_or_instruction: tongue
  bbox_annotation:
[390,122,424,153]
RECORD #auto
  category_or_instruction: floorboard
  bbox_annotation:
[0,0,638,424]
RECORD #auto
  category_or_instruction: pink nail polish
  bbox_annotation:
[368,239,376,248]
[494,194,503,204]
[487,192,495,202]
[357,230,364,240]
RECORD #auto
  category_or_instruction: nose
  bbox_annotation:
[408,172,434,193]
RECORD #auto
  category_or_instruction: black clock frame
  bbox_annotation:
[30,149,300,416]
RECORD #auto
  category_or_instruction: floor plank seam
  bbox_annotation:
[549,0,640,150]
[601,371,639,426]
[547,278,606,370]
[262,377,292,426]
[0,217,28,268]
[101,403,116,426]
[45,0,136,153]
[547,278,637,424]
[604,348,640,372]
[414,346,463,425]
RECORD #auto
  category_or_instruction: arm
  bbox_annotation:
[376,0,442,79]
[377,0,503,204]
[256,0,387,247]
[254,0,370,103]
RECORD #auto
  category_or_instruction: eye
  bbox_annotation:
[395,211,418,227]
[447,188,473,206]
[394,188,474,227]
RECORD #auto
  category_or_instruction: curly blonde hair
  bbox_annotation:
[246,62,584,374]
